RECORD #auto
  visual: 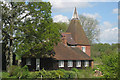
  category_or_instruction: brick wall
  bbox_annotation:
[77,45,91,56]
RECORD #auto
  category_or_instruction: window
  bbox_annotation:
[26,58,31,65]
[36,59,40,70]
[71,46,76,47]
[76,60,81,67]
[84,61,89,67]
[68,60,73,67]
[82,46,86,52]
[59,60,64,67]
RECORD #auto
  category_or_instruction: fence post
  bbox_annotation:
[75,74,77,78]
[41,75,42,79]
[59,75,60,79]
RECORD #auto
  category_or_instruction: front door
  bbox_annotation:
[36,58,40,70]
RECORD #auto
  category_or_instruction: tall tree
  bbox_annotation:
[79,15,100,44]
[99,51,118,78]
[15,2,60,58]
[2,2,60,70]
[54,22,68,33]
[2,2,27,70]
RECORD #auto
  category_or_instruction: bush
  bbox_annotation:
[58,69,65,72]
[71,68,79,72]
[62,71,76,78]
[28,72,39,79]
[49,70,59,78]
[2,72,10,78]
[7,65,18,76]
[16,65,29,79]
[56,70,64,78]
[6,66,95,78]
[7,65,29,79]
[37,68,51,78]
[69,71,76,78]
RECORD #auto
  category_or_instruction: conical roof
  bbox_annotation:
[66,8,90,45]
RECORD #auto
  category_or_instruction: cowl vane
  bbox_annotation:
[72,7,79,19]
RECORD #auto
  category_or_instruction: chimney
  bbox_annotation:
[62,35,67,45]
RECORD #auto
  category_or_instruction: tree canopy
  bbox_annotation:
[79,15,100,44]
[2,2,60,69]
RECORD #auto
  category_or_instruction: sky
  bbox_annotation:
[43,0,119,44]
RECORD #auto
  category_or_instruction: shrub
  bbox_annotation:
[16,65,29,79]
[28,72,39,79]
[69,71,76,78]
[37,68,52,78]
[63,71,75,78]
[49,70,59,78]
[56,70,64,78]
[7,65,18,76]
[7,65,29,79]
[2,72,10,78]
[71,68,79,72]
[58,69,65,72]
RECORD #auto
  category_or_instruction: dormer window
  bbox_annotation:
[82,46,86,52]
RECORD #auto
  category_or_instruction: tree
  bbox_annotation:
[2,2,60,70]
[54,22,68,33]
[99,51,118,78]
[79,15,100,44]
[15,2,60,58]
[2,2,28,70]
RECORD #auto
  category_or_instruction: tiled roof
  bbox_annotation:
[66,19,90,45]
[53,42,92,60]
[61,33,76,45]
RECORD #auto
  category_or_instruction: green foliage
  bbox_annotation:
[77,68,94,78]
[91,43,118,78]
[79,15,100,43]
[14,2,60,58]
[54,22,68,32]
[55,70,64,78]
[3,68,98,78]
[2,72,10,78]
[28,71,39,79]
[7,65,19,76]
[49,70,59,78]
[7,65,29,79]
[99,52,118,78]
[71,68,79,72]
[58,69,66,72]
[16,65,29,79]
[2,2,60,69]
[91,43,118,64]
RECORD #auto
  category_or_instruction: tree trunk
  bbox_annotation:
[6,38,13,71]
[5,45,10,71]
[9,38,13,66]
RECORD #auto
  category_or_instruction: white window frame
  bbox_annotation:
[82,46,86,52]
[76,60,81,67]
[59,60,64,67]
[84,61,89,67]
[68,60,73,67]
[26,58,31,65]
[36,58,40,70]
